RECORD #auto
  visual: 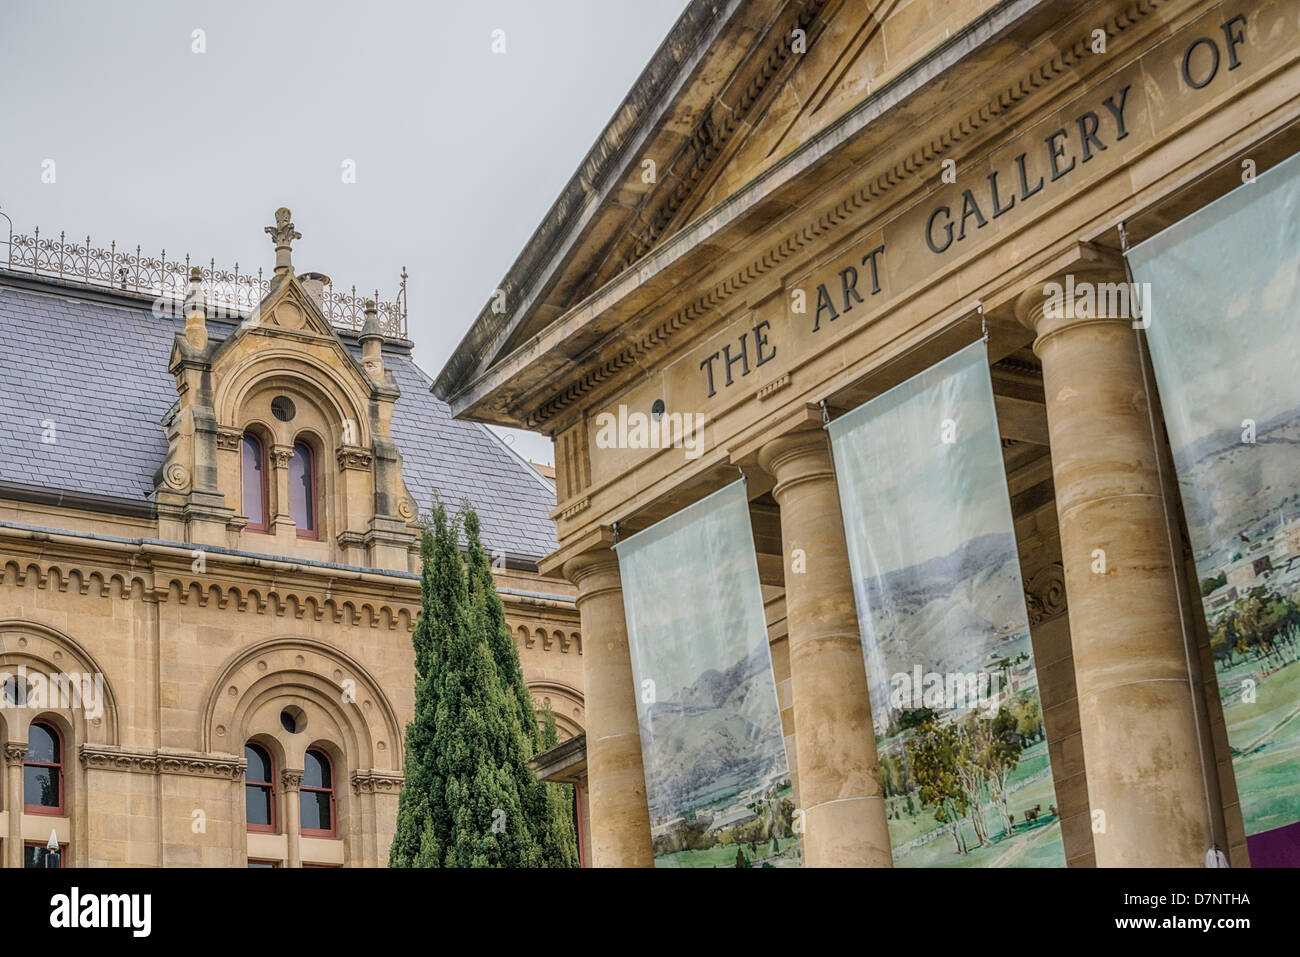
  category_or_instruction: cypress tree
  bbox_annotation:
[388,502,578,867]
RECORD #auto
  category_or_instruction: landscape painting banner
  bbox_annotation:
[617,480,800,868]
[828,340,1066,867]
[1127,150,1300,867]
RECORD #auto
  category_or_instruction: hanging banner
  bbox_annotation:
[1128,150,1300,867]
[828,340,1066,867]
[617,480,801,867]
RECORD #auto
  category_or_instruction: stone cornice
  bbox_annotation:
[80,744,246,780]
[445,0,1172,429]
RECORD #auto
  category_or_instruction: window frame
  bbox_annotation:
[244,742,277,834]
[23,720,65,816]
[290,440,319,540]
[300,747,336,839]
[23,841,65,868]
[242,432,270,533]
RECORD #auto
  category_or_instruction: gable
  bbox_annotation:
[0,281,558,561]
[441,0,1004,397]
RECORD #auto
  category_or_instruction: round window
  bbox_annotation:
[280,706,306,734]
[271,396,296,422]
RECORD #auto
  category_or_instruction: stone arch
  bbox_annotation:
[202,637,402,773]
[526,680,585,740]
[0,619,121,746]
[216,351,371,450]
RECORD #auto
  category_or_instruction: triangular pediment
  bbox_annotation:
[249,274,339,340]
[478,0,905,370]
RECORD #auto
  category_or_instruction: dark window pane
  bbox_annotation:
[24,845,61,868]
[302,789,331,832]
[303,750,330,789]
[244,744,270,783]
[246,784,273,827]
[247,860,276,868]
[243,436,265,527]
[290,443,314,532]
[28,723,58,763]
[25,766,59,807]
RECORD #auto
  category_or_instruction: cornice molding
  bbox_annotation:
[518,0,1166,429]
[80,744,246,780]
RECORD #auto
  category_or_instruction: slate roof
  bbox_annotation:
[0,274,558,563]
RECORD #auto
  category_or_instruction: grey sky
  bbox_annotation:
[0,0,688,464]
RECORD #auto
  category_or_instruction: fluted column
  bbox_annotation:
[282,768,303,868]
[4,743,26,868]
[758,429,892,867]
[1016,258,1213,866]
[562,548,653,867]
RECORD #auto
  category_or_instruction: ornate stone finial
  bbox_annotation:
[359,300,382,340]
[360,299,385,381]
[183,266,208,350]
[264,207,301,277]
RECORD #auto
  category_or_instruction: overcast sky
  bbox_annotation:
[0,0,688,464]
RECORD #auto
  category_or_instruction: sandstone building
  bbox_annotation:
[0,213,585,867]
[439,0,1300,867]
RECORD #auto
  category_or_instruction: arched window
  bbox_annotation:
[289,441,317,538]
[24,722,64,814]
[242,434,268,532]
[301,748,334,837]
[245,743,275,833]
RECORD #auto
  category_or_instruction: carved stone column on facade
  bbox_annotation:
[282,768,303,868]
[4,743,26,869]
[269,445,297,541]
[757,429,892,867]
[1015,254,1216,866]
[562,548,653,867]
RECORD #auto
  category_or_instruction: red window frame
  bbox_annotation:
[247,859,280,868]
[242,433,269,533]
[245,742,277,834]
[291,441,318,540]
[24,841,65,868]
[24,721,65,816]
[300,748,335,838]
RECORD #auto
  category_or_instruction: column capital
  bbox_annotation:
[562,545,622,601]
[281,768,303,792]
[757,427,835,502]
[1014,246,1132,346]
[3,743,27,766]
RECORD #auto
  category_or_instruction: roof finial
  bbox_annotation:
[264,207,300,278]
[359,299,385,382]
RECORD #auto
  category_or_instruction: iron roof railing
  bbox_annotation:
[0,218,407,339]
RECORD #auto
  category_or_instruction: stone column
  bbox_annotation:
[282,768,303,868]
[757,429,892,867]
[4,743,26,868]
[562,549,653,867]
[1016,258,1213,866]
[270,445,297,542]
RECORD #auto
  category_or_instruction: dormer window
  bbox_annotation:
[290,441,317,538]
[242,434,268,532]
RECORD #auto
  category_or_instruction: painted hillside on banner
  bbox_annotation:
[616,481,801,868]
[1128,150,1300,867]
[829,341,1065,867]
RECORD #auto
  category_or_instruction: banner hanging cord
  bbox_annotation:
[1121,223,1222,861]
[977,301,987,341]
[819,399,830,426]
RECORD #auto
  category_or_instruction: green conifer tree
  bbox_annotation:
[388,502,578,867]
